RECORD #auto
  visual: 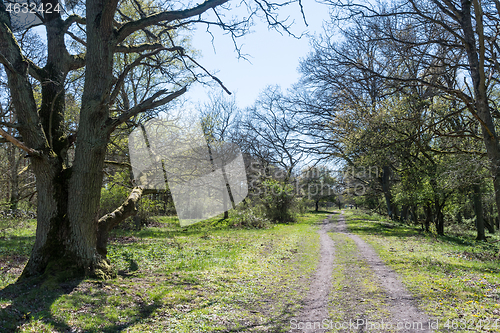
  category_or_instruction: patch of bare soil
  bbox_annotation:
[0,255,27,276]
[108,236,141,244]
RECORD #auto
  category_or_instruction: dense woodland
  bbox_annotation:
[1,0,500,282]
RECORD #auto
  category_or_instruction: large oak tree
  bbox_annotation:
[0,0,300,279]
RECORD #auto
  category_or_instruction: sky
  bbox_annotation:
[184,0,331,110]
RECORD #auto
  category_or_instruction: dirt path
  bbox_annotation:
[291,212,432,332]
[291,214,336,333]
[336,212,432,332]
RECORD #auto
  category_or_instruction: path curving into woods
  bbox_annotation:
[291,211,432,332]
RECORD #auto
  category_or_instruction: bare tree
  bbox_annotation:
[243,86,304,181]
[200,91,240,144]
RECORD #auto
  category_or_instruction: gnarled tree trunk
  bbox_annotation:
[0,0,228,280]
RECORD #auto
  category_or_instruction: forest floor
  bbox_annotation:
[0,210,499,332]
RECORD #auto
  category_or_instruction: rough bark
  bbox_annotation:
[0,0,115,279]
[486,205,495,234]
[485,218,495,234]
[424,204,432,233]
[431,192,450,237]
[472,184,486,241]
[7,143,19,210]
[435,206,444,236]
[0,0,236,280]
[62,0,118,278]
[462,0,500,233]
[401,205,409,223]
[410,205,417,225]
[0,0,63,278]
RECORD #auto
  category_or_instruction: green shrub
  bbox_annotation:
[100,185,129,216]
[295,198,310,215]
[231,205,271,229]
[261,179,296,223]
[133,195,163,229]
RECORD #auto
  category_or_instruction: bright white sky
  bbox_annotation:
[185,0,331,109]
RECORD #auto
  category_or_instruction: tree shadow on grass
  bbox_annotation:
[0,235,36,257]
[221,300,302,332]
[0,276,81,332]
[0,274,162,333]
[349,216,499,253]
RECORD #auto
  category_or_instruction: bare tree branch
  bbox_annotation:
[0,51,18,74]
[66,31,86,46]
[109,47,183,104]
[0,127,40,157]
[106,86,187,134]
[104,160,132,168]
[63,14,86,31]
[96,186,144,255]
[27,59,45,81]
[116,0,230,44]
[68,53,86,71]
[183,53,232,95]
[115,42,165,53]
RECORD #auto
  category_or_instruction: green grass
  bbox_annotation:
[343,209,500,333]
[0,218,36,288]
[0,210,330,332]
[7,208,497,332]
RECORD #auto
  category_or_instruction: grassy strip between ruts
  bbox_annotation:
[342,209,500,333]
[0,211,328,332]
[327,232,393,332]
